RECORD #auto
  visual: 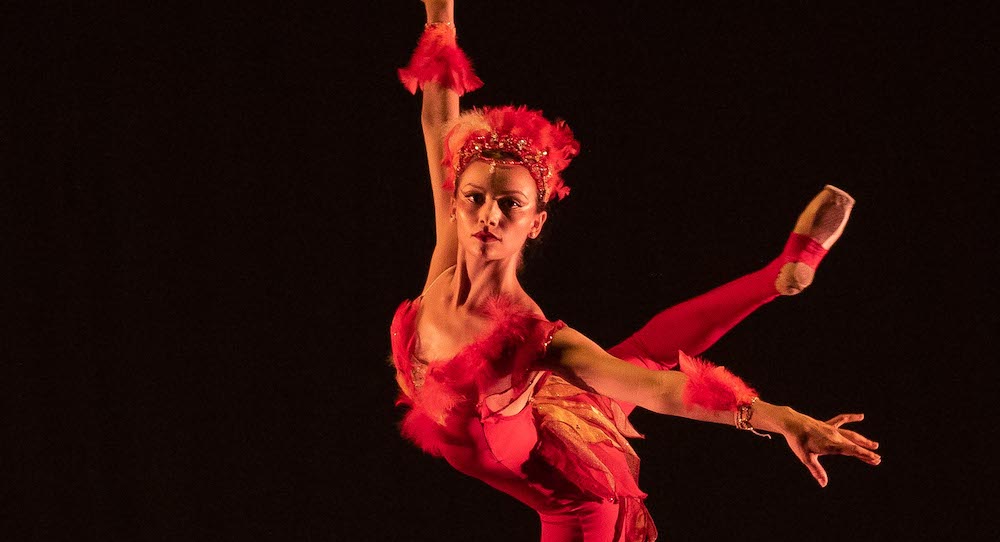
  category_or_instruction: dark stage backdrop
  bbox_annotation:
[7,2,994,541]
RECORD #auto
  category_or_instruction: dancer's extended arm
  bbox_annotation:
[416,1,462,291]
[546,326,880,487]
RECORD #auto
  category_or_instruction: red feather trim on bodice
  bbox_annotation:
[390,295,564,455]
[389,296,658,541]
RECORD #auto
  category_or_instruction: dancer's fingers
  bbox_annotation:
[835,440,882,465]
[802,453,828,487]
[826,413,864,428]
[839,428,879,450]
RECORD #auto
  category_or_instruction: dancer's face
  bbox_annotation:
[453,159,547,262]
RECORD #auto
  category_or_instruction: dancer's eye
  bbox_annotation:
[463,192,485,204]
[499,198,521,211]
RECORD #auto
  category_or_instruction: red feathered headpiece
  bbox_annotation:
[442,106,580,203]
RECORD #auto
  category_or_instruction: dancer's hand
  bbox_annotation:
[780,411,881,487]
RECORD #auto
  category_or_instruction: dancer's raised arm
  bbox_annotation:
[398,0,483,290]
[419,1,458,287]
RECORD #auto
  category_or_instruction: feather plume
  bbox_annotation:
[401,410,445,457]
[678,350,757,411]
[397,26,483,96]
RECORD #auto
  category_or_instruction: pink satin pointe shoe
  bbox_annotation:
[775,185,855,296]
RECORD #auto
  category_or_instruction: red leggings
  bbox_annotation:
[539,501,620,542]
[608,234,827,420]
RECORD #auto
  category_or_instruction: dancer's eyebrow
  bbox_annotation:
[495,190,528,199]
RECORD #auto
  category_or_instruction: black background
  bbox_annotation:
[6,2,995,541]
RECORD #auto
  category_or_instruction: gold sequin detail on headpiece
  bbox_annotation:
[456,132,552,202]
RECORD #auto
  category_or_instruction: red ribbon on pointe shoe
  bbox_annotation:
[781,233,828,269]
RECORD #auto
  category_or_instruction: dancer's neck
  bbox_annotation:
[449,251,523,309]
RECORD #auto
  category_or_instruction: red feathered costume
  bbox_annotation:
[390,235,826,542]
[392,26,832,542]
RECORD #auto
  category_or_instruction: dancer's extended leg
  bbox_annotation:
[608,185,854,371]
[608,252,787,369]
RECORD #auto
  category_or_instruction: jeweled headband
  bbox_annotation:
[456,133,552,201]
[442,106,580,203]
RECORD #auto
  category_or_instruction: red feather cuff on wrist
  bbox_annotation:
[398,25,483,96]
[678,350,757,412]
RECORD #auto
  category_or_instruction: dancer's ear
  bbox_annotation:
[528,210,547,239]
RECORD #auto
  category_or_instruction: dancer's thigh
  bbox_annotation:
[539,500,620,542]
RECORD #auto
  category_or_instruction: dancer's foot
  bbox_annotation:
[775,185,855,296]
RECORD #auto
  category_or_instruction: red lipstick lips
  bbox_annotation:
[473,231,500,242]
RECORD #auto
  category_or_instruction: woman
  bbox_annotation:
[391,2,880,540]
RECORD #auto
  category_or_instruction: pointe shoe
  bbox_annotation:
[775,185,855,296]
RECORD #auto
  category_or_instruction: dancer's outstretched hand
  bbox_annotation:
[781,412,881,487]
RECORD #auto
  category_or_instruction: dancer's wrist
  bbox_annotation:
[424,0,454,25]
[744,400,796,436]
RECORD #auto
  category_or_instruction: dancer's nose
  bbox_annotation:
[480,199,501,226]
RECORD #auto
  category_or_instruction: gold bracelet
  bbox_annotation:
[425,21,455,29]
[735,397,772,439]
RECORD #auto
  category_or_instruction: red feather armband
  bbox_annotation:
[398,23,483,96]
[677,350,758,412]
